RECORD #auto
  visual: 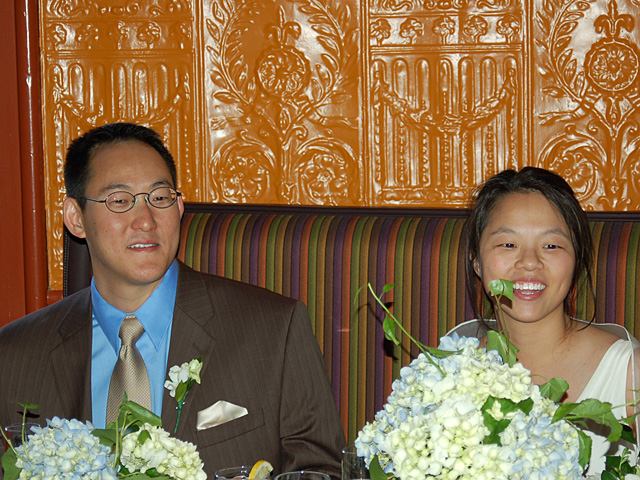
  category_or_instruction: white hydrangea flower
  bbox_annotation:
[14,417,116,480]
[355,333,583,479]
[121,423,206,480]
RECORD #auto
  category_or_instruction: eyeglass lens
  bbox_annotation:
[105,187,177,212]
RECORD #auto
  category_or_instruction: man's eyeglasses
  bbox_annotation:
[80,186,182,213]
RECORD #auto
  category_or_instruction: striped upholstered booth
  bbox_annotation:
[64,204,640,442]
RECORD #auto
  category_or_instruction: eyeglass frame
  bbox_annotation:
[78,186,182,213]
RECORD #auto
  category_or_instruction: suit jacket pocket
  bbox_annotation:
[196,407,265,448]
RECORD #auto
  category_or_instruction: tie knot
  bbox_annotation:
[119,315,144,345]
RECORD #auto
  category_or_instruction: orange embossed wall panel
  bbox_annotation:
[40,0,640,290]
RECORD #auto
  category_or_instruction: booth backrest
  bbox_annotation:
[63,204,640,441]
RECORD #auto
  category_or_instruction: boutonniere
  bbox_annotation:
[164,358,203,433]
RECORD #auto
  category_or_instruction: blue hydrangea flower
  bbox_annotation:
[14,417,116,480]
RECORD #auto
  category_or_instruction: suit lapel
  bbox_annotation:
[162,263,216,438]
[50,289,93,421]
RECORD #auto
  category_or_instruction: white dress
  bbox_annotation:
[447,319,640,477]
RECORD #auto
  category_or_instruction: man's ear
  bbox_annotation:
[177,193,185,219]
[63,197,87,239]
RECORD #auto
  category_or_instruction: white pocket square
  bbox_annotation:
[196,400,249,431]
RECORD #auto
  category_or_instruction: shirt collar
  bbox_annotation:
[91,260,179,352]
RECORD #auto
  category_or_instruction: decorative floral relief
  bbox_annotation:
[462,15,488,43]
[206,0,359,203]
[45,1,193,51]
[399,18,424,44]
[537,0,640,208]
[48,24,68,50]
[433,15,456,44]
[76,23,100,48]
[496,14,520,43]
[293,138,357,205]
[213,132,276,203]
[47,0,192,17]
[371,18,392,45]
[539,126,603,204]
[137,21,162,48]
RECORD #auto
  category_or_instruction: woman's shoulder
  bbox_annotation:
[573,319,638,348]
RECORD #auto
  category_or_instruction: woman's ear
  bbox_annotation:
[63,197,87,239]
[472,256,482,278]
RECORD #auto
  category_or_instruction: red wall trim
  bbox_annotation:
[16,0,47,314]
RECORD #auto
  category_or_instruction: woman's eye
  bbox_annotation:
[500,243,516,248]
[544,244,560,249]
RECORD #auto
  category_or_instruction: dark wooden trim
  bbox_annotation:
[182,203,473,218]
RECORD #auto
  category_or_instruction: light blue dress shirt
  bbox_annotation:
[90,260,178,428]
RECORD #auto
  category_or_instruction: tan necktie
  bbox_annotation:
[106,315,152,424]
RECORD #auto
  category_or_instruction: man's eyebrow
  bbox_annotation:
[97,180,173,196]
[98,183,130,195]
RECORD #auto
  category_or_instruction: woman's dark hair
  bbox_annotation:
[64,122,177,209]
[465,166,595,321]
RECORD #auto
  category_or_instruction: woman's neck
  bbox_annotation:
[500,316,575,374]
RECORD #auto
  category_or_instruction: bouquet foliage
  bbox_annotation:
[355,281,638,480]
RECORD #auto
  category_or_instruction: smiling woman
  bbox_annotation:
[459,167,640,477]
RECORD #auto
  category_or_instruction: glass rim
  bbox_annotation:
[79,186,181,213]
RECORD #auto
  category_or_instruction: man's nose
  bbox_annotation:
[130,197,157,230]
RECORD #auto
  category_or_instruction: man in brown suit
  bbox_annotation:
[0,123,345,479]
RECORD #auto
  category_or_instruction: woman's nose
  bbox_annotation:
[515,247,542,270]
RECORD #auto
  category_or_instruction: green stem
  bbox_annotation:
[367,284,446,377]
[174,400,185,434]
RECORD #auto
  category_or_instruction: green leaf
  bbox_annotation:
[423,346,459,358]
[369,455,392,480]
[480,396,535,446]
[486,330,518,367]
[619,423,636,444]
[125,472,172,480]
[138,429,151,445]
[488,279,514,301]
[17,402,38,410]
[381,283,394,294]
[601,471,617,480]
[383,315,400,345]
[175,382,188,403]
[515,398,534,415]
[121,401,163,427]
[1,448,20,480]
[553,398,622,442]
[576,429,592,470]
[91,427,117,447]
[539,377,569,402]
[482,418,510,444]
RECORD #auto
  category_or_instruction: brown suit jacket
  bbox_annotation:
[0,262,345,478]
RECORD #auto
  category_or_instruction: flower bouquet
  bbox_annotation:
[355,281,639,480]
[0,359,205,480]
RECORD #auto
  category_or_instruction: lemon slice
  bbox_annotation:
[249,460,273,479]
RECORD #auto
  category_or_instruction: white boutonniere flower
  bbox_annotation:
[164,358,203,433]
